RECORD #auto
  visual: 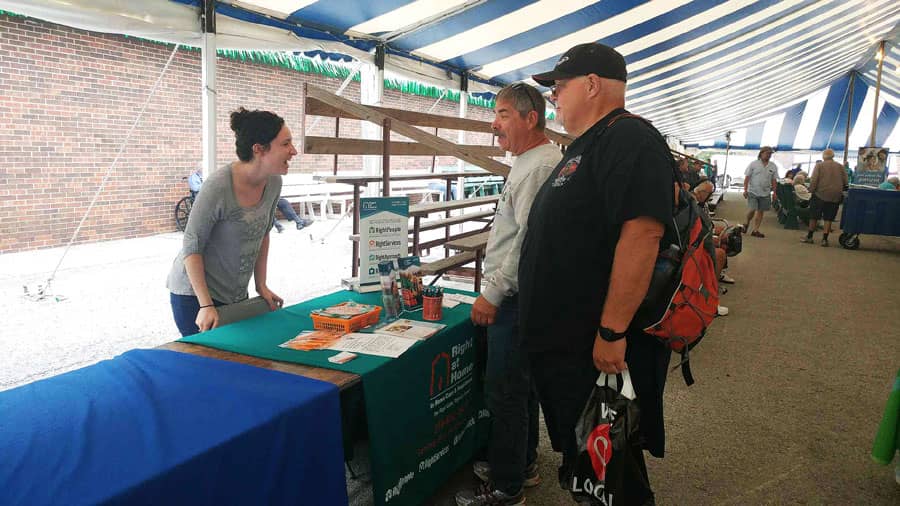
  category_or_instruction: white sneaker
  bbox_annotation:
[717,306,729,316]
[719,273,735,284]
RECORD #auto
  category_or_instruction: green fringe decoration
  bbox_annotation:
[3,8,508,110]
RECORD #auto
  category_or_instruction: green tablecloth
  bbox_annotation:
[179,289,489,506]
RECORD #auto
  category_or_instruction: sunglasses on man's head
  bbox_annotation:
[510,82,539,112]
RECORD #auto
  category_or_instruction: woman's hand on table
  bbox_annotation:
[196,306,219,332]
[258,286,284,311]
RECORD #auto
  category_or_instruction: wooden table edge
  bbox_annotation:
[160,342,361,390]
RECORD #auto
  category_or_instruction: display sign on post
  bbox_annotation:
[359,197,409,288]
[854,147,888,186]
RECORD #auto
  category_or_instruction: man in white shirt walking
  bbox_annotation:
[743,146,779,237]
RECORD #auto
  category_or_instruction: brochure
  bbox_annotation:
[310,301,378,319]
[397,256,424,310]
[327,332,418,358]
[279,329,345,351]
[376,319,446,340]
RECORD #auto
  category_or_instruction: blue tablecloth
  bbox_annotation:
[0,349,347,506]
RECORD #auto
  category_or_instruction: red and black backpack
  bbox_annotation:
[604,113,719,386]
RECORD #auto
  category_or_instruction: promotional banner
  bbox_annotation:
[855,147,888,186]
[359,197,409,287]
[363,304,490,506]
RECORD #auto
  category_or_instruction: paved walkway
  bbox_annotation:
[0,219,354,390]
[1,195,898,504]
[429,192,900,505]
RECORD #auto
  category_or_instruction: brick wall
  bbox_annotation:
[0,13,500,253]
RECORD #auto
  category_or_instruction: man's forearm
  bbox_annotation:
[600,218,664,332]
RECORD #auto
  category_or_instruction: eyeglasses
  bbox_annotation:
[510,82,539,113]
[549,75,592,97]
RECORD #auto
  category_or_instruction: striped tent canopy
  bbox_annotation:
[686,73,900,152]
[3,0,900,150]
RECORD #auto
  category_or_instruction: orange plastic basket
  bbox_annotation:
[311,306,382,332]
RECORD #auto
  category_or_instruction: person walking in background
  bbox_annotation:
[802,148,848,247]
[743,146,778,238]
[166,107,295,336]
[272,198,312,233]
[456,82,562,506]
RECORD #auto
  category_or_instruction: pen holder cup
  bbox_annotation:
[422,295,443,321]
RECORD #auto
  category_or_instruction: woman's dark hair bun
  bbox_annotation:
[229,107,251,133]
[229,107,285,162]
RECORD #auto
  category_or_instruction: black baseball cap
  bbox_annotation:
[532,42,627,87]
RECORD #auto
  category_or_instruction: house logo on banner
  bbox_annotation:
[430,352,451,396]
[428,339,475,414]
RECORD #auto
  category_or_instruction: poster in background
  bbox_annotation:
[359,197,409,287]
[855,147,888,186]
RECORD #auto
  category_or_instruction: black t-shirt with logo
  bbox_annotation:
[518,108,675,352]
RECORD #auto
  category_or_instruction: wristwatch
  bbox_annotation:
[598,326,627,342]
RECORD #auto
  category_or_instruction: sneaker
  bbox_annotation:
[274,223,284,233]
[295,221,305,230]
[473,461,541,488]
[719,273,735,284]
[801,237,814,244]
[750,230,765,238]
[455,483,524,506]
[821,238,829,247]
[717,305,729,316]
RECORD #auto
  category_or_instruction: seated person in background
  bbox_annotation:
[792,172,812,204]
[878,176,899,190]
[693,181,733,317]
[273,197,313,233]
[782,164,801,183]
[678,157,694,191]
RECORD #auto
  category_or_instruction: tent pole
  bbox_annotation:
[868,40,886,147]
[361,46,385,196]
[201,0,217,174]
[456,73,468,201]
[843,73,855,165]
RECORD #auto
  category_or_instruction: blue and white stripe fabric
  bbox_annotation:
[170,0,900,150]
[3,0,898,150]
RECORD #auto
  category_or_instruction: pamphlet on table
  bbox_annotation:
[327,332,418,358]
[376,319,445,340]
[279,330,345,351]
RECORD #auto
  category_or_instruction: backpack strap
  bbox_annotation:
[596,112,685,211]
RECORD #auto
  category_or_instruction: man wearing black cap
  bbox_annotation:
[518,42,674,503]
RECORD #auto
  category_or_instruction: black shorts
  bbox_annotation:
[809,194,839,221]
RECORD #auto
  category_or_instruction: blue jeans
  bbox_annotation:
[485,295,539,494]
[170,293,224,337]
[276,198,305,225]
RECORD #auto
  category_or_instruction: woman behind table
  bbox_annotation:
[166,108,296,336]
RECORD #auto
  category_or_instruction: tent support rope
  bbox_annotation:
[32,44,180,301]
